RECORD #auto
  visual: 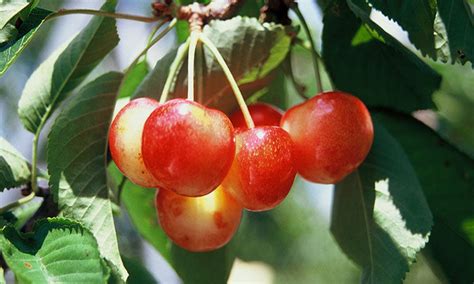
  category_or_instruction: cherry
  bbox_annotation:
[156,186,242,252]
[229,102,283,129]
[222,126,296,211]
[281,91,374,184]
[109,98,160,188]
[142,98,235,197]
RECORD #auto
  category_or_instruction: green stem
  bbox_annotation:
[199,34,255,128]
[147,20,168,46]
[0,192,35,214]
[159,38,192,103]
[48,9,161,23]
[126,18,177,74]
[292,5,323,93]
[187,31,200,101]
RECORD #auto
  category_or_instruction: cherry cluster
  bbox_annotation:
[108,91,374,252]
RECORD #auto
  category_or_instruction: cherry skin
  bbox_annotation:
[229,102,283,129]
[281,91,374,184]
[156,186,242,252]
[142,98,235,197]
[222,126,296,211]
[109,98,160,188]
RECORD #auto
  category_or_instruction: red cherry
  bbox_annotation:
[142,99,235,197]
[281,91,374,184]
[156,186,242,252]
[222,126,296,211]
[229,103,283,129]
[109,98,160,188]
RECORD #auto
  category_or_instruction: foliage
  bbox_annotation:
[0,0,472,283]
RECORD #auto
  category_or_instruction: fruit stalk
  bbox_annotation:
[187,31,200,101]
[159,38,192,103]
[199,34,255,128]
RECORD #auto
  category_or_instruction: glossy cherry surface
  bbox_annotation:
[156,186,242,252]
[229,103,283,129]
[109,98,160,187]
[142,99,235,196]
[222,126,296,211]
[281,91,374,184]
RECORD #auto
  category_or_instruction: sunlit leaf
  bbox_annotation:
[375,112,474,284]
[0,218,109,283]
[48,72,128,281]
[323,0,441,113]
[18,1,119,133]
[332,120,432,283]
[0,137,30,191]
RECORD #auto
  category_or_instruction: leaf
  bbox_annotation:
[47,72,128,281]
[437,0,474,65]
[120,180,171,262]
[366,0,436,57]
[0,8,51,76]
[171,243,236,284]
[0,137,30,191]
[135,17,291,114]
[0,0,30,29]
[0,218,109,283]
[331,120,433,284]
[122,256,157,284]
[10,199,41,229]
[118,58,149,98]
[322,0,441,113]
[17,0,119,133]
[374,112,474,284]
[0,23,17,44]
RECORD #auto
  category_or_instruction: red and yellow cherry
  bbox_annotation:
[229,103,283,129]
[281,91,374,184]
[156,186,242,252]
[109,98,160,188]
[142,98,235,197]
[222,126,296,211]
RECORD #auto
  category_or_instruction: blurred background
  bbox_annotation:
[2,0,471,283]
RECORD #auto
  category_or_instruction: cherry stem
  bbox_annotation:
[126,18,176,74]
[187,31,200,101]
[159,38,192,103]
[199,34,255,128]
[0,192,35,214]
[292,4,323,94]
[48,9,161,23]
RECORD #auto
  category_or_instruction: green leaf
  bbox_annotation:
[47,72,128,281]
[119,58,149,98]
[374,112,474,284]
[135,17,291,114]
[0,137,30,191]
[17,1,119,133]
[122,256,157,284]
[437,0,474,65]
[0,218,109,283]
[366,0,436,57]
[331,120,433,284]
[121,181,171,262]
[171,243,236,284]
[0,8,51,76]
[10,198,41,229]
[0,23,17,44]
[322,0,441,113]
[0,0,30,29]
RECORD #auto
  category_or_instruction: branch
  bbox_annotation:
[153,0,242,27]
